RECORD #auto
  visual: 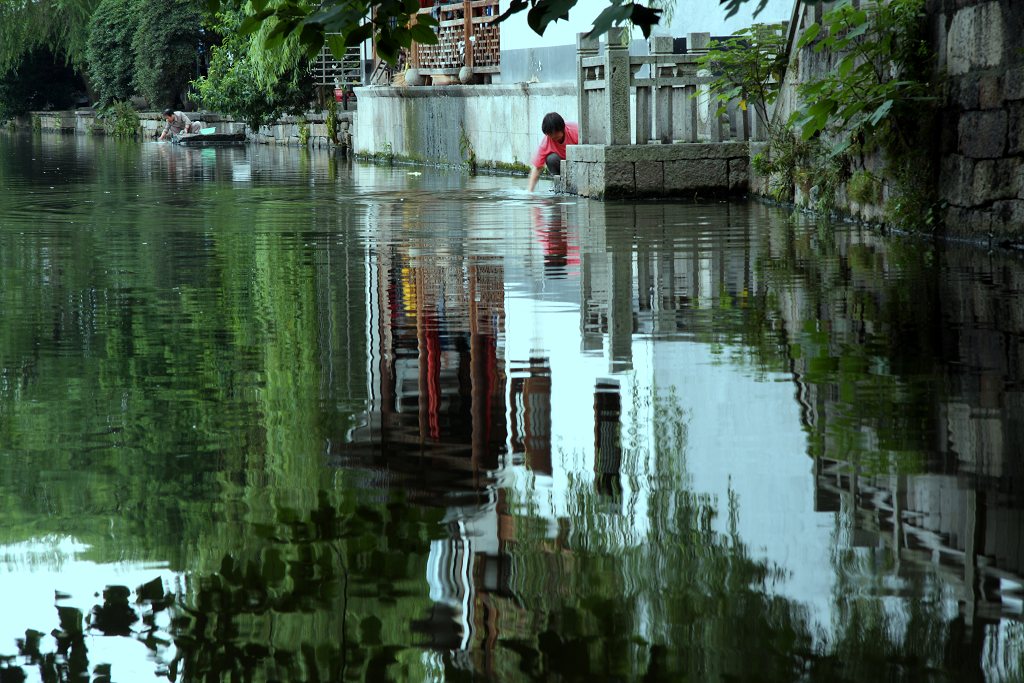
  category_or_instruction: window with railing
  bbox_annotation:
[312,38,362,88]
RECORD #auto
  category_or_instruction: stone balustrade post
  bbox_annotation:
[577,32,600,144]
[688,32,714,141]
[687,32,710,52]
[603,27,631,146]
[650,36,674,143]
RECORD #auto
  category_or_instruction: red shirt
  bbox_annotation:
[532,122,579,169]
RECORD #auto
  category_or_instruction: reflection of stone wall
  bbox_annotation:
[764,216,1024,599]
[770,220,1024,490]
[935,247,1024,482]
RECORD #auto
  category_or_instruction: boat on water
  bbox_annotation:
[175,131,246,146]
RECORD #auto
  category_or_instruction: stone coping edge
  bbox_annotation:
[353,82,575,99]
[28,110,354,124]
[567,142,749,163]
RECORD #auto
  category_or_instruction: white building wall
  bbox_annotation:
[500,0,793,49]
[353,83,575,168]
[496,0,795,83]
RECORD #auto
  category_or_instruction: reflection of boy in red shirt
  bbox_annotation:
[527,112,579,192]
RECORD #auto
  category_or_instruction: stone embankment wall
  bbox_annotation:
[28,110,354,149]
[351,83,575,170]
[560,143,751,200]
[932,0,1024,239]
[773,0,1024,240]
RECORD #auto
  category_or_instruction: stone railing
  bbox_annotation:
[577,28,768,147]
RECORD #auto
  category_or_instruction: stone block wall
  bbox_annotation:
[931,0,1024,239]
[561,143,750,200]
[769,0,1024,240]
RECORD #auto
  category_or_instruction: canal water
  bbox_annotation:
[0,132,1021,682]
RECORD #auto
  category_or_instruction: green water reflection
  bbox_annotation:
[0,133,1021,682]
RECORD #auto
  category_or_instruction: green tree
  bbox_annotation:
[211,0,669,64]
[787,0,940,229]
[85,0,140,105]
[789,0,933,152]
[132,0,204,108]
[0,0,100,75]
[193,10,314,129]
[698,22,788,129]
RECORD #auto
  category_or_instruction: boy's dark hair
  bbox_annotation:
[541,112,565,136]
[162,108,175,117]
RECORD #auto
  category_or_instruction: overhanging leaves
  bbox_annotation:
[216,0,670,56]
[587,2,664,39]
[527,0,577,35]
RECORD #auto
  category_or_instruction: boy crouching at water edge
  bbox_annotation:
[158,108,201,141]
[527,112,579,192]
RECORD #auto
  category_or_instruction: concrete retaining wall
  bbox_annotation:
[351,83,575,169]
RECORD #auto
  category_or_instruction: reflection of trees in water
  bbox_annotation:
[5,583,168,683]
[166,490,445,681]
[1,490,445,682]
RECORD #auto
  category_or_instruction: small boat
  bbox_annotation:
[175,131,246,146]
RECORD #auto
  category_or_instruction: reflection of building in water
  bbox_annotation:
[577,202,757,374]
[594,380,623,500]
[813,463,1023,624]
[509,357,552,476]
[344,198,778,663]
[420,491,516,658]
[345,239,507,483]
[337,200,523,665]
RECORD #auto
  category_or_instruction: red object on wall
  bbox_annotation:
[334,88,344,102]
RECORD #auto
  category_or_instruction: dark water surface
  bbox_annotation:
[0,132,1022,682]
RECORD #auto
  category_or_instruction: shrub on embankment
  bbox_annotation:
[749,0,942,234]
[191,9,314,131]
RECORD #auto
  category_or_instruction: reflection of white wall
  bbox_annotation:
[0,537,174,682]
[489,184,835,630]
[499,0,794,50]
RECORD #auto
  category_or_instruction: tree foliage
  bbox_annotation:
[789,0,933,154]
[85,0,140,105]
[0,0,100,75]
[698,22,787,129]
[209,0,674,64]
[193,10,315,130]
[131,0,204,108]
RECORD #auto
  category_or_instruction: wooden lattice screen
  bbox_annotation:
[411,1,501,77]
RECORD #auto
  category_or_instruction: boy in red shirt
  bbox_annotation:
[527,112,579,192]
